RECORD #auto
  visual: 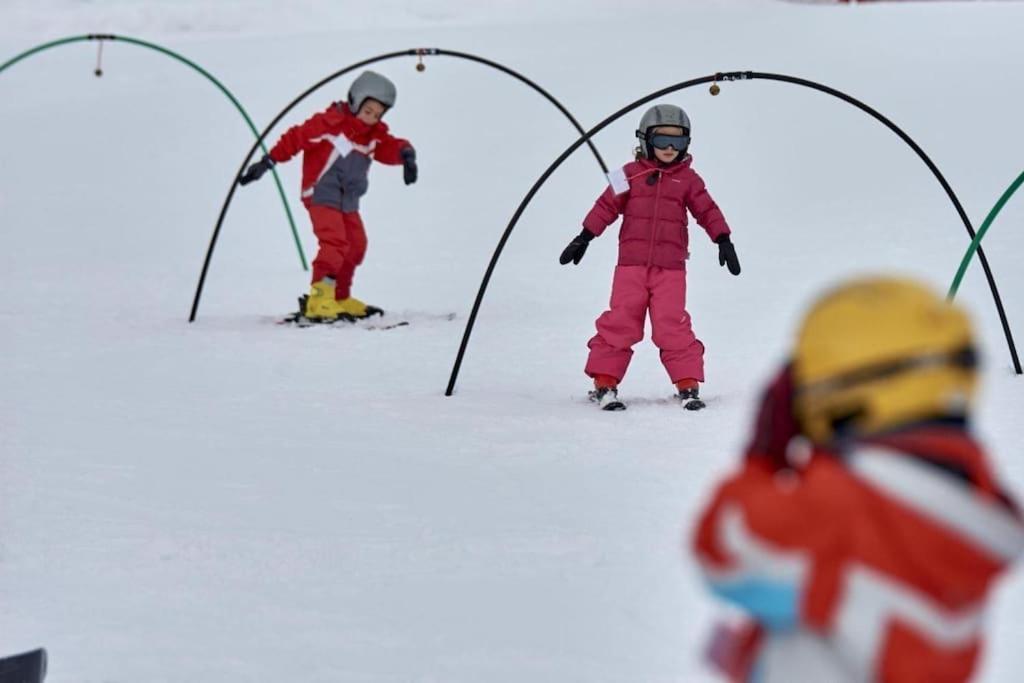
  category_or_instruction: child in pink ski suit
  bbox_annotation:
[559,104,740,409]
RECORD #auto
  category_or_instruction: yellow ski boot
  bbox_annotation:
[303,280,347,321]
[337,296,370,319]
[338,296,384,319]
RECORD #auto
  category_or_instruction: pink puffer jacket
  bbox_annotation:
[582,155,730,270]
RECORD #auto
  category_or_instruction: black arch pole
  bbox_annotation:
[445,70,1020,396]
[436,49,608,176]
[188,48,608,322]
[757,72,1020,375]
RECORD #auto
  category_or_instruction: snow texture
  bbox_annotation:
[2,1,1023,681]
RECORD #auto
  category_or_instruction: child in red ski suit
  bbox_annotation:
[559,103,740,409]
[694,277,1023,682]
[238,70,417,321]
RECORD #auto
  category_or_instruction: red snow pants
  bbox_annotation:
[308,204,367,300]
[585,265,705,384]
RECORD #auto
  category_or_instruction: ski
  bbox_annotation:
[278,313,407,330]
[277,297,456,330]
[0,648,47,683]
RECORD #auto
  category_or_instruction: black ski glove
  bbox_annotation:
[401,147,417,185]
[559,229,595,265]
[238,155,275,186]
[716,234,741,275]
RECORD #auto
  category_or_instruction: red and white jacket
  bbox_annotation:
[269,102,411,212]
[694,425,1024,682]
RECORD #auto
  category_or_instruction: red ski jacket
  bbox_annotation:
[582,156,730,270]
[694,425,1024,682]
[268,102,411,212]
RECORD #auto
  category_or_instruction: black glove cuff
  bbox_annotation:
[715,233,732,245]
[262,154,276,167]
[577,229,596,243]
[401,147,416,161]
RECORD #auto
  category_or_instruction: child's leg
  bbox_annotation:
[585,265,650,384]
[649,267,705,383]
[335,212,368,300]
[308,205,350,284]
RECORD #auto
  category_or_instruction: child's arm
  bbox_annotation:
[688,171,741,274]
[268,110,333,164]
[693,459,824,631]
[559,171,629,266]
[582,169,630,237]
[686,171,730,242]
[693,369,842,633]
[371,128,416,184]
[237,110,331,186]
[371,127,413,166]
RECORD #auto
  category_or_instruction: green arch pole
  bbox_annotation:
[948,169,1024,365]
[0,33,308,271]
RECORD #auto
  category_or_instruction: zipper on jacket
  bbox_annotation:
[646,170,663,268]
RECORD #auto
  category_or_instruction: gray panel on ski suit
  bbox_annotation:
[311,150,373,212]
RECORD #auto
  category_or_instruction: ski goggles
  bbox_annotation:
[648,133,690,151]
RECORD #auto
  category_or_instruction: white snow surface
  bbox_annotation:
[2,1,1023,681]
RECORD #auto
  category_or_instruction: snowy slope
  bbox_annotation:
[2,1,1023,681]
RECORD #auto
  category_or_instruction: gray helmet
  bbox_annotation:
[348,70,397,113]
[636,104,691,159]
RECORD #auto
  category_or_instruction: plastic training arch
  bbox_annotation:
[0,33,309,270]
[445,70,1021,396]
[188,48,609,322]
[949,169,1024,304]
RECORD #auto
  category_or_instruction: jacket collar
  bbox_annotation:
[637,154,692,175]
[331,101,384,136]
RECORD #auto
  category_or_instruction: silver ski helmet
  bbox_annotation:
[636,104,691,159]
[348,70,397,114]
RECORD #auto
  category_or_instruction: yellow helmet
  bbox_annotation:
[793,277,978,444]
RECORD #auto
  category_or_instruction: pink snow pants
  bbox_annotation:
[585,265,705,384]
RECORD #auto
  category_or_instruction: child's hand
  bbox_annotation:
[716,234,741,275]
[559,230,595,265]
[401,147,417,185]
[238,155,275,186]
